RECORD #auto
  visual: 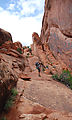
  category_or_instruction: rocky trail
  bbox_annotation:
[1,55,72,120]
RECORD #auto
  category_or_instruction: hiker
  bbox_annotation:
[40,62,46,71]
[35,62,41,77]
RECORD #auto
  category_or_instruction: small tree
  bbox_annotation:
[29,48,32,55]
[17,48,22,54]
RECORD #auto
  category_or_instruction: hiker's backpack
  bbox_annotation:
[35,62,40,67]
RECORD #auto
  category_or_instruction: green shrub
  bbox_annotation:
[52,70,72,89]
[52,74,59,81]
[17,48,22,54]
[59,70,72,87]
[4,88,18,111]
[11,88,18,96]
[4,99,13,111]
[1,117,7,120]
[23,47,25,50]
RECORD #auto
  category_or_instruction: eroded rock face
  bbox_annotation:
[0,28,12,46]
[40,0,72,70]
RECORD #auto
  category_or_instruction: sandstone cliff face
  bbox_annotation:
[40,0,72,70]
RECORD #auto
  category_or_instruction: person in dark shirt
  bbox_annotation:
[35,62,41,77]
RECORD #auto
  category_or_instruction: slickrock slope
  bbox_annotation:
[1,54,72,120]
[40,0,72,70]
[0,28,72,119]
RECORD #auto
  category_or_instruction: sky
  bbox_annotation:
[0,0,45,46]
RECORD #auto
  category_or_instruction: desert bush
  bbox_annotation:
[4,88,18,111]
[52,74,59,81]
[11,88,18,96]
[59,70,72,88]
[17,48,22,54]
[52,70,72,89]
[1,117,7,120]
[4,99,13,111]
[23,47,25,50]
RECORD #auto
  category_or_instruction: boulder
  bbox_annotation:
[0,28,12,46]
[0,29,23,56]
[19,73,31,80]
[13,41,23,53]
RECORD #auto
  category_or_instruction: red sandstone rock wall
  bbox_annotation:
[40,0,72,70]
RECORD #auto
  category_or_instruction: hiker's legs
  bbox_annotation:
[39,72,41,77]
[38,68,41,77]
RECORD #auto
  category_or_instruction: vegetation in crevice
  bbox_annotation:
[17,48,22,54]
[4,88,18,112]
[1,117,7,120]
